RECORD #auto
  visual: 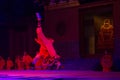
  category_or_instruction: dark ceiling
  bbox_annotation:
[0,0,104,27]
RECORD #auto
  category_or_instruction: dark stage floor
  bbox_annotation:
[0,70,120,80]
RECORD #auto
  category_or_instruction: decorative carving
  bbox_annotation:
[97,19,114,49]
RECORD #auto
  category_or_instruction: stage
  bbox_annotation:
[0,70,120,80]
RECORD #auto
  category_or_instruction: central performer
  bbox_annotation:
[33,12,61,70]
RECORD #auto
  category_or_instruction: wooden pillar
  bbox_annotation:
[113,0,120,58]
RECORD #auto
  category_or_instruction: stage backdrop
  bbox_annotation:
[44,4,80,60]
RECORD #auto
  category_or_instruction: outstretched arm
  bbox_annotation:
[35,38,40,44]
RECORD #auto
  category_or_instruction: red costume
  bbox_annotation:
[22,52,33,70]
[35,24,60,59]
[0,56,5,70]
[6,57,14,70]
[101,51,113,72]
[15,56,24,70]
[33,12,61,69]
